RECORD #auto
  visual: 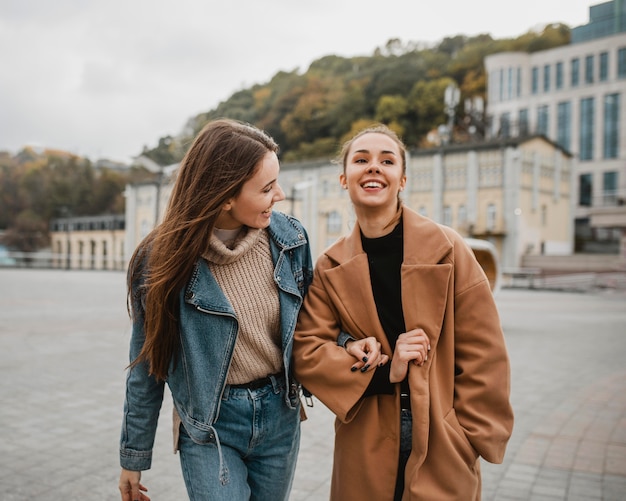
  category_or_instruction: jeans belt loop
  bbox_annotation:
[400,392,411,410]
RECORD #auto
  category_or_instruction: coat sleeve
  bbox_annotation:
[293,259,373,422]
[450,236,514,464]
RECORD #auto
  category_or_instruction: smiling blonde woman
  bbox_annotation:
[294,124,513,501]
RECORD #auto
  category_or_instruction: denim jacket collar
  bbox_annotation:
[267,211,309,250]
[184,211,308,315]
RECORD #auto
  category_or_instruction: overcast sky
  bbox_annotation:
[1,0,594,163]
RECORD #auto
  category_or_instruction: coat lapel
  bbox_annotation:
[401,209,453,352]
[322,208,454,356]
[324,225,392,353]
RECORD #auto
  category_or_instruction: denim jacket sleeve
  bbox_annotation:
[119,278,165,471]
[337,330,356,348]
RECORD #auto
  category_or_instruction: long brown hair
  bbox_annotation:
[128,119,279,380]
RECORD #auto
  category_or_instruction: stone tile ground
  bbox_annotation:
[0,269,624,500]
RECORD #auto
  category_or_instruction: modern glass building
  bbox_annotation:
[485,0,626,254]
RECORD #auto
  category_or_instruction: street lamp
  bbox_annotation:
[60,206,71,270]
[442,83,460,145]
[288,180,315,217]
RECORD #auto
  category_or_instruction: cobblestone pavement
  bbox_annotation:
[0,268,624,500]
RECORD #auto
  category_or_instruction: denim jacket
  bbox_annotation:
[120,212,313,471]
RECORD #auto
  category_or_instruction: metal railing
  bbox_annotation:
[0,251,126,271]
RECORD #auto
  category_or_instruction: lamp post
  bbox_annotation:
[285,178,318,253]
[288,180,315,217]
[60,206,71,270]
[443,83,460,144]
[443,84,461,144]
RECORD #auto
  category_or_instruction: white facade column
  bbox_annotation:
[124,184,137,267]
[553,150,561,202]
[466,151,478,231]
[432,153,443,223]
[502,147,522,268]
[532,151,540,211]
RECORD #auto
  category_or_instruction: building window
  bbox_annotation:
[56,241,62,267]
[90,240,96,270]
[458,205,467,227]
[517,68,522,97]
[418,206,428,217]
[78,241,84,269]
[537,105,549,136]
[603,93,620,159]
[531,66,539,94]
[443,206,452,227]
[541,205,547,226]
[580,97,595,161]
[499,68,504,101]
[140,219,151,238]
[486,204,496,231]
[618,48,626,79]
[571,58,580,86]
[557,101,572,152]
[574,217,591,252]
[507,67,513,99]
[603,171,618,206]
[500,112,511,138]
[585,55,594,84]
[556,62,563,89]
[599,52,609,81]
[543,64,550,92]
[326,210,342,234]
[321,179,329,198]
[578,173,592,206]
[519,108,529,136]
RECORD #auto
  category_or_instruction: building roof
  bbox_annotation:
[408,134,573,158]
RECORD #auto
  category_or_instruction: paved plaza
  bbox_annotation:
[0,268,624,500]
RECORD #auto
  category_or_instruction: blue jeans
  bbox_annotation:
[178,375,301,501]
[394,409,413,501]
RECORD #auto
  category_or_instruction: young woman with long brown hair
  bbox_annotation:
[118,119,312,501]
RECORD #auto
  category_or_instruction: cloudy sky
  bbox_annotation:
[1,0,593,163]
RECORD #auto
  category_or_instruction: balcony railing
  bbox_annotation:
[593,190,626,208]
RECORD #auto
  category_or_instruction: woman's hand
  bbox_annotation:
[345,337,389,372]
[389,328,430,383]
[119,469,150,501]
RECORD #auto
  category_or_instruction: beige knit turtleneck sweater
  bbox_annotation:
[202,227,283,384]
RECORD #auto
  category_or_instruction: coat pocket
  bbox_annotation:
[443,407,479,467]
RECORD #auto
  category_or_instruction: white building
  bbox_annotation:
[49,215,126,270]
[485,0,626,257]
[121,138,571,284]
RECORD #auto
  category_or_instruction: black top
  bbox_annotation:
[360,219,408,397]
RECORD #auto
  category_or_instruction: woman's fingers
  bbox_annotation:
[396,329,430,365]
[347,337,385,372]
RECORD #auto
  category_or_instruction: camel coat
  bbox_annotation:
[293,207,513,501]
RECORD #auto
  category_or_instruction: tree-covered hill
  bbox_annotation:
[141,23,570,164]
[0,148,152,251]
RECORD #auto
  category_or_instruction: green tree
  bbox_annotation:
[408,77,457,140]
[138,28,572,162]
[92,169,127,214]
[1,209,49,255]
[375,95,409,125]
[141,136,179,166]
[0,148,140,252]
